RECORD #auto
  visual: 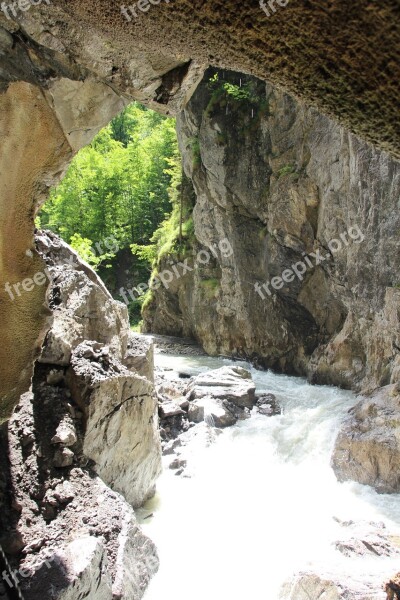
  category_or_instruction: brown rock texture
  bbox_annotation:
[0,388,159,600]
[36,230,162,508]
[0,231,162,598]
[3,0,399,155]
[0,82,70,421]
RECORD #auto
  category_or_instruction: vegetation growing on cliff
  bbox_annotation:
[199,278,220,299]
[205,70,269,121]
[38,102,182,325]
[40,103,178,265]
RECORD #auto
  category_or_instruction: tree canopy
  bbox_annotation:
[39,102,181,269]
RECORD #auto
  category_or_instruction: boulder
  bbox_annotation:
[332,385,400,493]
[164,422,223,476]
[67,341,162,508]
[186,366,255,427]
[125,333,155,382]
[51,418,77,447]
[188,397,248,428]
[53,448,74,468]
[32,232,162,509]
[37,230,129,366]
[256,393,281,416]
[1,388,159,600]
[188,366,256,408]
[279,572,382,600]
[159,401,185,419]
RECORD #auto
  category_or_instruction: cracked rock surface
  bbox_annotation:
[0,231,162,599]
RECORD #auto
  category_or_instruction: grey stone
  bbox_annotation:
[53,447,74,468]
[159,401,185,419]
[332,385,400,493]
[51,420,77,447]
[67,341,162,508]
[143,70,400,394]
[187,366,256,409]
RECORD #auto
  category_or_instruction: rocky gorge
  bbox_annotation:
[142,67,400,505]
[0,3,400,599]
[143,68,400,396]
[3,227,400,599]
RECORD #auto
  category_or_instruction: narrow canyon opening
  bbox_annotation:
[37,100,182,332]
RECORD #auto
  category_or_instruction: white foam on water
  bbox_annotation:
[141,354,400,599]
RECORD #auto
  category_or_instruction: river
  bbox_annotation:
[140,353,400,599]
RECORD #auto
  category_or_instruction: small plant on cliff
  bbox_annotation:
[199,278,220,300]
[277,164,297,178]
[207,72,264,109]
[190,136,201,167]
[141,288,155,312]
[204,71,270,138]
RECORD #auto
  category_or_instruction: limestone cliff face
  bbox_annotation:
[144,69,400,393]
[331,384,400,493]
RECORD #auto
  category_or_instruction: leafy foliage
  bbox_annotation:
[207,72,261,106]
[131,163,195,268]
[277,164,297,178]
[69,233,103,268]
[40,102,180,270]
[39,102,182,328]
[205,71,270,128]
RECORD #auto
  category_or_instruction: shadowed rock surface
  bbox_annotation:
[36,230,162,507]
[0,386,159,600]
[0,232,162,599]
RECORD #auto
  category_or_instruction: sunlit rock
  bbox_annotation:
[37,230,130,366]
[332,385,400,493]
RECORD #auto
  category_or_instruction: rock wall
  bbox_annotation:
[37,230,162,507]
[332,383,400,493]
[0,390,159,600]
[144,69,400,394]
[0,230,162,598]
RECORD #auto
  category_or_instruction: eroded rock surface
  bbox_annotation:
[332,385,400,493]
[35,230,162,508]
[0,386,158,600]
[37,230,129,365]
[144,68,400,394]
[67,341,161,508]
[186,366,256,427]
[0,232,162,598]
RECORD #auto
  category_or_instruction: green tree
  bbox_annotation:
[41,102,180,264]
